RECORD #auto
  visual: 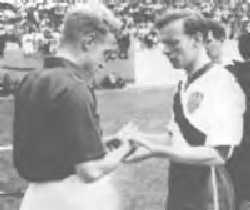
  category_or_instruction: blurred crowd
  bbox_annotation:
[107,1,250,49]
[1,1,250,57]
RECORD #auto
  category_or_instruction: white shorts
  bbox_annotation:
[19,174,119,210]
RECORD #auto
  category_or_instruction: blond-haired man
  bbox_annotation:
[14,4,131,210]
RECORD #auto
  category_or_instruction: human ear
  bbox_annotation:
[192,32,203,48]
[80,33,96,52]
[81,41,87,51]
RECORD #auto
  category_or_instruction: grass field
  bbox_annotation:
[0,38,241,210]
[0,86,175,210]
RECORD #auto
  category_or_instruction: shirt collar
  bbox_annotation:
[43,56,94,87]
[44,56,80,70]
[185,62,213,89]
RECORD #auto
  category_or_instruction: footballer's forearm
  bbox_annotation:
[151,145,225,165]
[75,142,129,183]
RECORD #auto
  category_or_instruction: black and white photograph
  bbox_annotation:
[0,0,249,210]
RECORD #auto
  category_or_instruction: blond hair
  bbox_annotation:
[62,4,121,44]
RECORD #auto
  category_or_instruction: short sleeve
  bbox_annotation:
[59,82,105,164]
[204,72,245,146]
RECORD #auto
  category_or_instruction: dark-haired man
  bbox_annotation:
[226,32,250,210]
[205,19,226,64]
[125,10,245,210]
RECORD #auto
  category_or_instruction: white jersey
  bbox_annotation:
[168,64,245,149]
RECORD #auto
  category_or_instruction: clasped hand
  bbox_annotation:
[105,122,155,163]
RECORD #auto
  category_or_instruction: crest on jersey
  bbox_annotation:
[187,92,204,114]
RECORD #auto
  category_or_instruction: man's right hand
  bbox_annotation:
[122,146,153,164]
[76,137,134,183]
[105,138,138,162]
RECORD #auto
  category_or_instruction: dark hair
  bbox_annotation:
[205,19,225,41]
[155,9,207,38]
[238,33,250,60]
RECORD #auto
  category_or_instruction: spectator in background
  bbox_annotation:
[27,8,36,26]
[118,26,130,59]
[225,32,250,210]
[204,19,226,64]
[0,22,6,58]
[238,33,250,61]
[42,28,53,54]
[145,32,154,48]
[246,21,250,33]
[40,13,50,30]
[213,6,222,22]
[228,12,236,39]
[152,31,159,46]
[221,7,230,38]
[33,9,40,28]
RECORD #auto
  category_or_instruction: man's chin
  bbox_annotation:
[171,62,182,69]
[169,59,181,69]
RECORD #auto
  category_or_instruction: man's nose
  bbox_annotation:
[98,64,104,69]
[163,50,170,57]
[163,46,171,57]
